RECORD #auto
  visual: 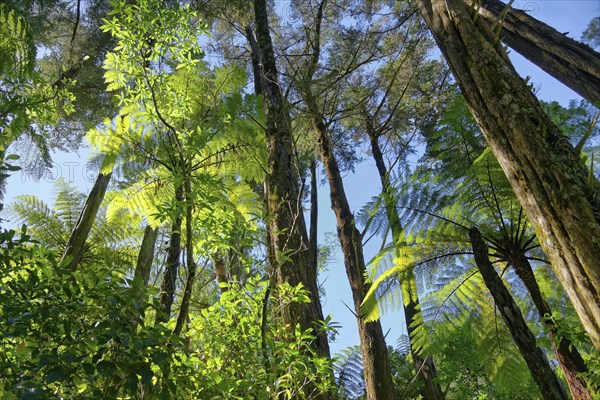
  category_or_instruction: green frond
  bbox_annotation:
[106,168,172,228]
[0,4,35,79]
[8,195,67,248]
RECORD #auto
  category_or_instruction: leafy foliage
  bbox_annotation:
[0,228,335,398]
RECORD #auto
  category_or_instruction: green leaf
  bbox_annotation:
[46,367,68,384]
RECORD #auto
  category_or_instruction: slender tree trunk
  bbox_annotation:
[155,184,184,325]
[252,0,331,359]
[61,170,112,271]
[244,25,263,96]
[309,160,319,271]
[470,0,600,103]
[313,115,396,400]
[174,177,196,336]
[512,255,593,400]
[133,224,159,290]
[469,227,568,400]
[368,131,444,400]
[417,0,600,350]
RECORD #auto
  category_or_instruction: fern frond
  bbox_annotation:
[334,345,366,400]
[0,4,35,79]
[8,195,67,248]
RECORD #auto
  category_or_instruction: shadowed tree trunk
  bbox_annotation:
[309,160,319,272]
[174,178,197,336]
[251,0,331,359]
[510,254,593,399]
[367,129,444,400]
[61,169,112,271]
[469,227,568,400]
[472,0,600,103]
[417,0,600,350]
[155,184,184,325]
[133,225,159,290]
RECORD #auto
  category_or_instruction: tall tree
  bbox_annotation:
[417,0,600,350]
[252,0,331,359]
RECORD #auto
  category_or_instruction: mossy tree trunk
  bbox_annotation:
[474,0,600,103]
[155,184,183,325]
[133,224,159,290]
[417,0,600,350]
[311,108,396,400]
[252,0,331,359]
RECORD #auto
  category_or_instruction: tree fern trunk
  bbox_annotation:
[417,0,600,351]
[174,178,197,337]
[513,255,593,399]
[61,170,112,271]
[133,224,158,290]
[313,114,397,400]
[155,184,183,325]
[368,131,444,400]
[473,0,600,103]
[469,227,568,400]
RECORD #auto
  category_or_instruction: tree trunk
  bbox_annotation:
[252,0,331,359]
[309,160,319,272]
[313,115,396,400]
[174,178,197,336]
[417,0,600,351]
[61,170,112,271]
[469,227,568,400]
[213,252,229,293]
[368,131,444,400]
[155,184,183,325]
[472,0,600,103]
[133,224,158,290]
[512,255,593,400]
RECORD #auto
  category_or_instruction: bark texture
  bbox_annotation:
[61,171,112,271]
[474,0,600,103]
[314,116,396,400]
[417,0,600,350]
[368,131,444,400]
[469,227,568,400]
[252,0,331,359]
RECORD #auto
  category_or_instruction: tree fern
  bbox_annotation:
[8,180,142,271]
[358,144,579,397]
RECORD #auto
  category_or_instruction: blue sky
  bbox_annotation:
[3,0,599,358]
